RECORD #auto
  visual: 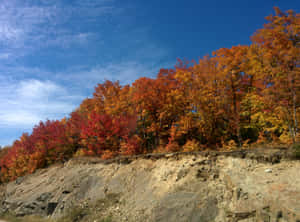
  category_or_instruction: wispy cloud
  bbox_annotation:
[56,59,173,90]
[0,0,116,60]
[45,32,95,48]
[0,0,53,45]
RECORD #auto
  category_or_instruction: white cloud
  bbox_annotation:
[0,78,78,128]
[0,111,41,127]
[17,79,63,99]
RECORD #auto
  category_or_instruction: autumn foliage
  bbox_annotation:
[0,7,299,182]
[80,112,139,157]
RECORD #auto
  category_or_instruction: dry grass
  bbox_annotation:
[0,213,53,222]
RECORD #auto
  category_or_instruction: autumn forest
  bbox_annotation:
[0,7,299,182]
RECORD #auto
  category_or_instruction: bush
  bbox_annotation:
[292,143,300,159]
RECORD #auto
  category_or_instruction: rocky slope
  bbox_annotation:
[0,148,299,222]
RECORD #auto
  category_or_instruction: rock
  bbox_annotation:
[265,168,272,173]
[15,202,38,216]
[47,202,58,215]
[226,210,256,221]
[15,176,24,185]
[176,169,189,181]
[36,192,52,202]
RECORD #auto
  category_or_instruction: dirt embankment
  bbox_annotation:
[0,148,299,222]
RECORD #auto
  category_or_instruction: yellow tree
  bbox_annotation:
[252,7,300,143]
[93,80,132,116]
[174,56,226,146]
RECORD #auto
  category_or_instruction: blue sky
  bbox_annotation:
[0,0,299,146]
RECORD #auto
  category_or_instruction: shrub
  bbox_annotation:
[183,139,200,152]
[221,139,238,150]
[292,143,300,159]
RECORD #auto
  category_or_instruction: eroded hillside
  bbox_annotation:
[0,149,299,222]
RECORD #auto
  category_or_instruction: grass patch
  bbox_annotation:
[0,211,113,222]
[0,212,53,222]
[100,216,113,222]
